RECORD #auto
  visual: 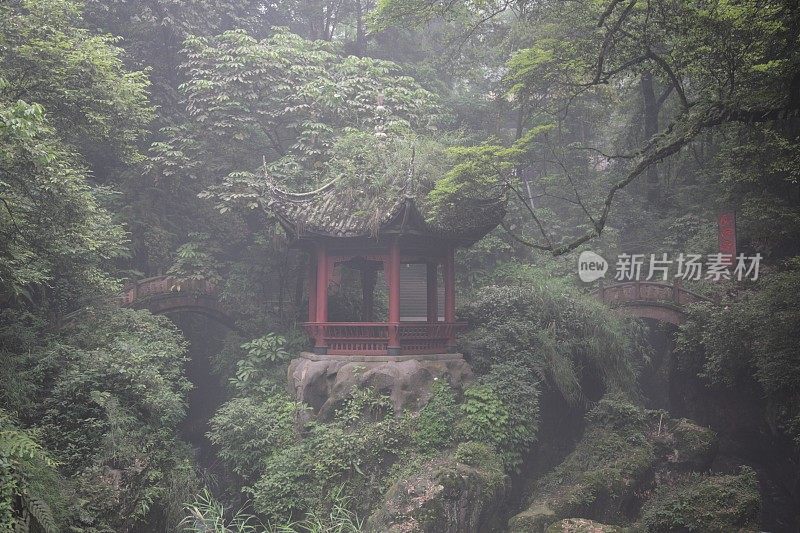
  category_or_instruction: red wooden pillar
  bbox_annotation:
[426,262,438,323]
[314,242,328,354]
[387,238,401,355]
[443,246,456,351]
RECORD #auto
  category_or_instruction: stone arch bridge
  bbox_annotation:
[120,276,236,329]
[593,280,712,325]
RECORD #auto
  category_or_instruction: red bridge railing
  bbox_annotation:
[593,280,712,325]
[594,280,709,307]
[122,276,216,306]
[302,322,465,355]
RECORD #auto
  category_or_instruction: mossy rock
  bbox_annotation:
[668,418,717,470]
[638,467,761,532]
[649,414,717,472]
[508,397,722,533]
[545,518,628,532]
[508,502,558,532]
[509,398,657,532]
[367,445,507,533]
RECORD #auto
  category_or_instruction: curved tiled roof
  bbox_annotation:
[264,177,505,245]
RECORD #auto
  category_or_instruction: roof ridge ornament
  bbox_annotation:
[262,168,340,202]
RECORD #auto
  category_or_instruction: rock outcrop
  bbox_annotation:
[367,444,507,533]
[638,467,760,532]
[508,397,717,532]
[287,353,473,418]
[545,518,626,532]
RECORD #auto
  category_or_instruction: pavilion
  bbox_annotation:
[265,178,505,356]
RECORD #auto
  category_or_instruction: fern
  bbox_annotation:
[13,513,29,533]
[22,495,57,533]
[0,413,60,533]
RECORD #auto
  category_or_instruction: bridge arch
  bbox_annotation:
[593,280,712,325]
[121,276,237,329]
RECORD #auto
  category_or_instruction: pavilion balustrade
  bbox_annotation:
[302,321,465,355]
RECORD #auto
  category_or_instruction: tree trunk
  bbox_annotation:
[641,71,660,205]
[354,0,366,56]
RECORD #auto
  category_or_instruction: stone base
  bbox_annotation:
[287,352,473,419]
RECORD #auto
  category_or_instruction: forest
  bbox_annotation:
[1,0,800,531]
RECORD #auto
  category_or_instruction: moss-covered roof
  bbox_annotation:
[264,177,505,245]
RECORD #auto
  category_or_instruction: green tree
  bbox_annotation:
[0,90,127,308]
[677,260,800,447]
[1,0,153,170]
[378,0,800,255]
[459,265,645,403]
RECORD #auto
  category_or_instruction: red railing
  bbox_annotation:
[122,276,216,306]
[594,280,710,307]
[302,322,466,355]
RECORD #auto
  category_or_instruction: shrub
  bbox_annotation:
[252,445,314,524]
[453,441,503,475]
[462,385,510,445]
[208,393,299,479]
[639,467,761,532]
[460,364,539,471]
[481,363,540,470]
[677,261,800,446]
[0,411,63,533]
[248,388,411,524]
[460,267,645,403]
[413,380,460,452]
[30,306,194,531]
[240,333,290,364]
[233,333,291,395]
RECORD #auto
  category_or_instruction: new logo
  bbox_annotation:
[578,251,608,282]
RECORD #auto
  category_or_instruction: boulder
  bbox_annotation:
[287,353,473,418]
[509,398,658,532]
[366,445,506,533]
